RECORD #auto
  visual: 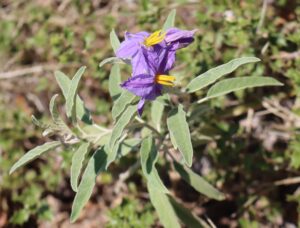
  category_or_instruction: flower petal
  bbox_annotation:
[121,74,162,100]
[116,31,149,59]
[131,46,154,75]
[121,74,154,97]
[125,31,149,41]
[165,28,196,50]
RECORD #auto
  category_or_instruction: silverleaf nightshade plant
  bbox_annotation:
[9,10,283,227]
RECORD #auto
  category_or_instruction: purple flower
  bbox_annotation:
[116,28,196,75]
[121,47,176,116]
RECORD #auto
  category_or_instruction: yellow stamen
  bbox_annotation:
[155,74,176,87]
[144,30,166,47]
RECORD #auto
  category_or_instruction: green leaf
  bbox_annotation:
[206,76,283,100]
[109,104,137,151]
[173,161,225,200]
[10,141,61,174]
[66,66,86,120]
[70,147,108,222]
[49,94,72,134]
[10,209,30,225]
[55,70,92,124]
[118,138,141,157]
[112,90,135,120]
[168,196,210,228]
[151,100,164,131]
[110,29,121,54]
[141,137,168,193]
[70,142,91,192]
[186,57,261,93]
[109,64,122,101]
[31,115,50,129]
[167,105,193,167]
[99,57,129,68]
[162,9,176,31]
[141,137,158,174]
[147,183,181,228]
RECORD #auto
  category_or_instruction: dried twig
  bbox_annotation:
[0,64,57,79]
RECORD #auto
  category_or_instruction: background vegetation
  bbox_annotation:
[0,0,299,227]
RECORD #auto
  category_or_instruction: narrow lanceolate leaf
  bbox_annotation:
[71,147,108,222]
[109,104,137,151]
[109,64,122,101]
[162,9,176,31]
[31,115,50,129]
[174,161,225,200]
[99,57,129,68]
[206,76,283,100]
[168,196,211,228]
[148,183,181,228]
[141,137,168,193]
[70,142,91,192]
[167,105,193,167]
[49,94,72,134]
[106,142,121,168]
[55,70,92,124]
[118,138,141,157]
[10,141,61,174]
[111,90,135,120]
[186,57,261,93]
[151,100,164,131]
[110,29,121,54]
[66,66,86,120]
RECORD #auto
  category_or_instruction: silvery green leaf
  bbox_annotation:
[10,141,61,174]
[31,115,50,129]
[147,183,180,228]
[109,64,122,101]
[70,142,91,192]
[167,104,193,167]
[118,138,141,157]
[141,137,169,193]
[186,57,261,93]
[110,29,120,54]
[151,100,164,131]
[174,161,225,200]
[55,70,92,124]
[49,94,72,134]
[111,90,135,120]
[168,196,211,228]
[162,9,176,31]
[109,104,137,151]
[99,57,129,68]
[106,142,121,168]
[205,76,283,100]
[70,147,108,222]
[66,66,86,121]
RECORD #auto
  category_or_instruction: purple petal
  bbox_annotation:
[121,74,155,98]
[121,74,162,100]
[165,28,196,50]
[116,39,139,59]
[116,31,149,59]
[131,46,157,75]
[157,45,175,73]
[125,31,149,41]
[137,98,145,116]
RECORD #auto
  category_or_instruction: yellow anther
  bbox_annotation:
[155,74,176,87]
[144,30,166,47]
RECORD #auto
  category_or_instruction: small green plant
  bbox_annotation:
[106,198,155,228]
[9,10,283,227]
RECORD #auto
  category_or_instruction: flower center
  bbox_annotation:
[155,75,176,86]
[144,30,166,47]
